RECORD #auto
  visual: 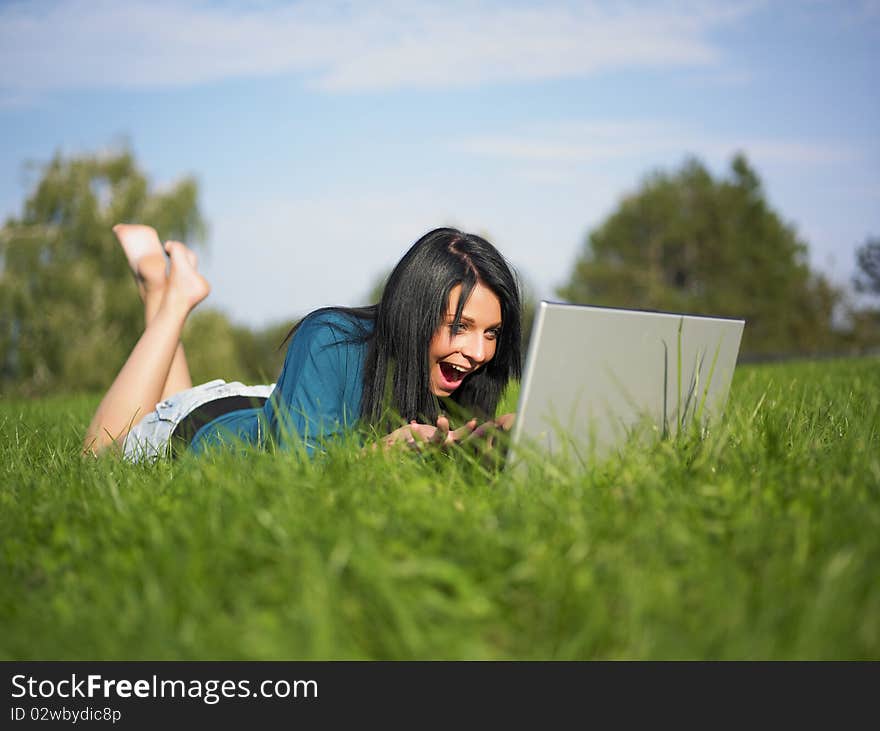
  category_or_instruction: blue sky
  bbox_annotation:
[1,0,878,327]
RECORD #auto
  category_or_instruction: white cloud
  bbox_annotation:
[459,119,857,167]
[0,0,756,99]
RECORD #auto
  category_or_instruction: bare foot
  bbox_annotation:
[183,246,198,269]
[164,240,210,311]
[112,224,167,296]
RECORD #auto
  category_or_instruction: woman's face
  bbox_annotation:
[428,281,502,396]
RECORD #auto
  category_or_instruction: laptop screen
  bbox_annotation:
[506,301,745,467]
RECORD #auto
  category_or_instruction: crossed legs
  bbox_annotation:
[114,224,199,401]
[83,225,210,455]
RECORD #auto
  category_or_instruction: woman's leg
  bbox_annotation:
[83,240,210,455]
[113,224,194,400]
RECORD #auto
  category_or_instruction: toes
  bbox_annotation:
[166,242,198,269]
[165,241,202,277]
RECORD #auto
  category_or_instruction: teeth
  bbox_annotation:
[447,364,467,373]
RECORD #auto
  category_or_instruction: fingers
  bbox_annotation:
[382,422,426,449]
[383,416,483,453]
[450,418,478,442]
[495,412,516,431]
[429,415,480,447]
[460,420,502,457]
[429,416,450,445]
[400,420,436,451]
[467,419,497,440]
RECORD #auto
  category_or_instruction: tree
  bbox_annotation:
[557,154,843,356]
[853,236,880,296]
[842,235,880,353]
[0,147,206,394]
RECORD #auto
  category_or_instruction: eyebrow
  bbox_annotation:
[446,313,502,329]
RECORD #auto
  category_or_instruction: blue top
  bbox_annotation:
[188,311,371,456]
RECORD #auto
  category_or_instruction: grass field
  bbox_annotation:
[1,357,878,660]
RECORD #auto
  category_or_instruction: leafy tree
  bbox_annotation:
[0,147,206,394]
[841,235,880,353]
[558,154,843,355]
[176,309,292,387]
[181,309,252,386]
[853,236,880,296]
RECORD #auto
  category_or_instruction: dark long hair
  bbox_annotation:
[286,228,523,429]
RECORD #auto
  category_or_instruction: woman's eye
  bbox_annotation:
[486,329,500,341]
[450,323,466,335]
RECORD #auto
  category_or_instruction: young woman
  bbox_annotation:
[84,225,523,460]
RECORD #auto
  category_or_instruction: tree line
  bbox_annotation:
[1,147,878,396]
[558,154,880,358]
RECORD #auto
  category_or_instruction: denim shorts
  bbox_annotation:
[122,379,276,463]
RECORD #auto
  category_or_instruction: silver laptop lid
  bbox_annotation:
[507,302,745,466]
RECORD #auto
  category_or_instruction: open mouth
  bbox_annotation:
[439,361,470,387]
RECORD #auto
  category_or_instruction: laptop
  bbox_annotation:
[505,301,745,467]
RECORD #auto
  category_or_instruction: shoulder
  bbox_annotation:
[296,308,373,345]
[279,309,371,396]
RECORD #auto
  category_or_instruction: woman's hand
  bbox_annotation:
[459,412,516,457]
[381,416,478,451]
[465,412,516,439]
[378,413,514,453]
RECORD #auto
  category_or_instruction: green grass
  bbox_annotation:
[1,358,878,659]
